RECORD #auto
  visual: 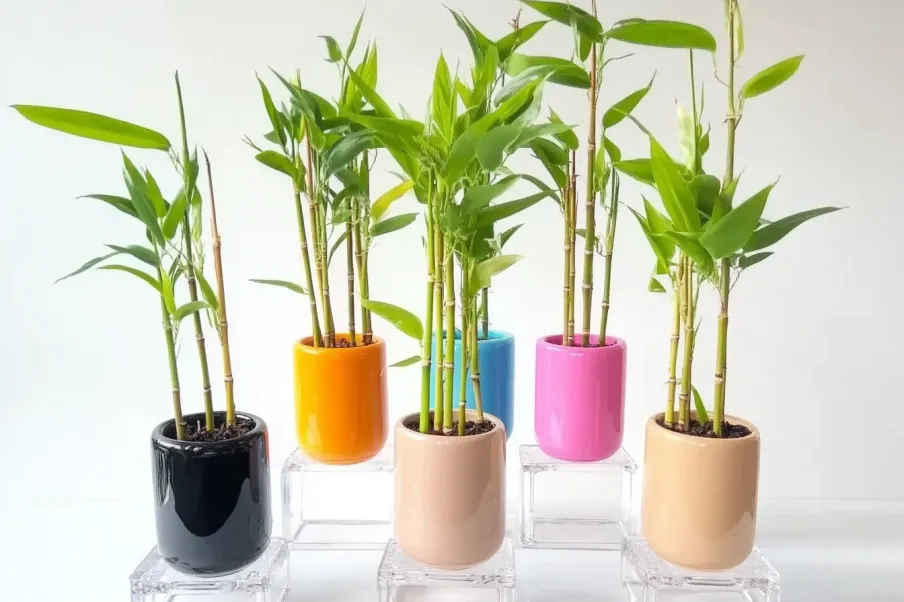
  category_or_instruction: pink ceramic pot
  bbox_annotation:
[534,334,626,462]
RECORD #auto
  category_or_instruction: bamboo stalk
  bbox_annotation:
[665,264,682,426]
[318,202,336,346]
[480,288,488,340]
[562,178,572,346]
[568,152,577,343]
[160,269,186,440]
[580,27,599,348]
[345,218,356,346]
[678,256,695,430]
[443,241,456,432]
[433,210,445,432]
[470,301,485,422]
[419,186,436,433]
[203,152,237,426]
[459,264,469,431]
[292,141,322,347]
[598,171,619,344]
[174,72,214,431]
[352,193,372,344]
[458,401,466,436]
[305,126,331,347]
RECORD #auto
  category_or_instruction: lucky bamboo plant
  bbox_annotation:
[246,12,417,348]
[13,74,245,441]
[614,0,841,435]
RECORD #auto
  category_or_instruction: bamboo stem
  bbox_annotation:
[353,193,372,344]
[598,171,619,345]
[665,261,682,426]
[174,72,214,431]
[458,401,466,436]
[562,178,572,346]
[161,291,186,440]
[419,184,436,434]
[678,256,695,430]
[203,152,236,426]
[480,288,488,340]
[433,211,445,432]
[345,218,356,346]
[470,301,485,422]
[459,264,469,430]
[580,25,599,348]
[443,241,455,432]
[568,153,577,343]
[318,202,336,346]
[304,126,326,347]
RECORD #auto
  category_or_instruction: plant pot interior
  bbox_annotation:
[402,411,496,437]
[655,412,753,440]
[542,334,620,348]
[299,333,378,348]
[160,411,257,443]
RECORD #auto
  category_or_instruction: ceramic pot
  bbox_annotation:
[641,412,760,571]
[534,334,626,461]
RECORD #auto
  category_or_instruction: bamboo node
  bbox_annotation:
[583,249,593,256]
[601,301,610,308]
[582,283,592,291]
[224,376,234,383]
[421,359,431,367]
[443,362,455,369]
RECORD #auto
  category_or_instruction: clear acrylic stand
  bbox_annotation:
[520,444,637,549]
[377,538,516,602]
[281,445,394,550]
[622,536,780,602]
[129,537,289,602]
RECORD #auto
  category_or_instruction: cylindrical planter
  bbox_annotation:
[534,334,626,461]
[294,334,388,464]
[152,411,272,576]
[394,411,506,569]
[428,329,515,438]
[641,413,760,571]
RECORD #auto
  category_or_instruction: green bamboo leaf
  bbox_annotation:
[505,54,590,89]
[468,254,523,298]
[496,20,548,60]
[660,232,713,275]
[78,194,138,219]
[55,251,121,283]
[328,231,349,266]
[159,269,176,313]
[677,104,696,171]
[432,54,454,139]
[161,189,189,240]
[477,124,523,171]
[321,35,343,62]
[12,105,170,150]
[249,278,308,295]
[613,159,655,186]
[343,57,395,118]
[255,150,298,181]
[740,55,804,100]
[195,270,220,311]
[325,131,375,177]
[346,9,365,58]
[174,300,210,322]
[462,175,521,214]
[650,137,700,232]
[649,276,667,293]
[122,157,165,246]
[360,299,423,340]
[692,386,709,423]
[257,77,286,148]
[548,109,579,150]
[372,180,414,221]
[643,197,676,260]
[690,174,721,220]
[371,212,417,237]
[605,20,717,52]
[603,137,622,162]
[738,251,773,269]
[603,73,656,128]
[743,206,841,253]
[513,122,574,150]
[104,244,158,268]
[143,170,168,218]
[500,223,523,247]
[476,190,551,229]
[99,264,162,292]
[531,137,568,166]
[628,206,671,274]
[521,1,603,43]
[448,9,492,63]
[699,181,776,259]
[390,355,421,368]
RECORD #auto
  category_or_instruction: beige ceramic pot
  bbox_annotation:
[394,411,506,569]
[641,412,760,571]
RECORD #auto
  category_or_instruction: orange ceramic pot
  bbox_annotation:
[294,334,388,464]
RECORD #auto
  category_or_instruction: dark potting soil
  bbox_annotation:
[330,338,374,348]
[559,338,614,348]
[656,415,752,439]
[404,415,496,437]
[184,416,254,442]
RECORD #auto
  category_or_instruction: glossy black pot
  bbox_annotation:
[151,411,272,576]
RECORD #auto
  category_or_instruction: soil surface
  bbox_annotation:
[405,415,496,437]
[184,416,254,442]
[559,338,614,348]
[329,338,373,348]
[657,415,751,439]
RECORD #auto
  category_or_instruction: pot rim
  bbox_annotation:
[296,334,385,354]
[152,410,267,449]
[537,333,626,352]
[395,410,504,444]
[647,411,760,443]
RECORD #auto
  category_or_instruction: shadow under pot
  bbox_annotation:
[428,329,516,439]
[151,411,272,576]
[394,411,506,569]
[641,412,760,571]
[534,334,627,462]
[294,334,388,465]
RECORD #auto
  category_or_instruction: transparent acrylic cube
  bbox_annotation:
[281,445,394,550]
[129,537,289,602]
[621,536,780,602]
[377,537,516,602]
[519,444,637,549]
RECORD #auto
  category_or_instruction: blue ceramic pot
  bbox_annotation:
[428,329,515,439]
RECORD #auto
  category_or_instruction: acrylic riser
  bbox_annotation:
[130,537,289,602]
[621,536,780,602]
[377,537,515,602]
[519,444,636,549]
[281,444,394,550]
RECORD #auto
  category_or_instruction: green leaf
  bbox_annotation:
[692,386,709,424]
[738,251,773,269]
[122,157,165,246]
[98,264,162,292]
[531,137,568,166]
[613,159,655,186]
[741,55,804,100]
[513,122,574,150]
[476,190,551,229]
[603,73,655,128]
[677,104,696,171]
[700,181,776,259]
[650,137,700,232]
[321,35,343,62]
[449,9,492,64]
[257,77,286,148]
[195,270,220,311]
[727,0,745,58]
[372,180,414,221]
[12,105,171,150]
[477,124,523,171]
[344,57,395,118]
[174,300,210,322]
[255,150,298,181]
[104,244,158,268]
[468,254,523,298]
[162,189,189,240]
[325,131,374,177]
[160,269,176,313]
[649,276,667,293]
[521,1,603,43]
[390,355,421,368]
[360,299,423,340]
[603,137,622,162]
[328,231,349,266]
[500,223,523,247]
[78,194,137,219]
[55,250,121,283]
[371,212,417,237]
[144,170,167,218]
[548,109,579,150]
[690,175,721,220]
[249,278,308,295]
[496,20,548,60]
[605,20,717,52]
[462,176,521,214]
[432,54,454,139]
[628,206,672,274]
[743,206,840,252]
[347,9,365,58]
[661,232,713,275]
[505,54,590,89]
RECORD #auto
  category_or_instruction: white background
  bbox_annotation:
[1,0,903,600]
